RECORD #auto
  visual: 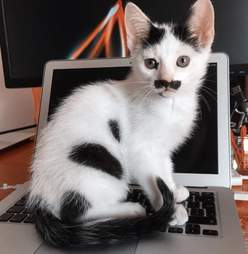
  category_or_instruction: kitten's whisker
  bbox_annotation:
[204,78,217,84]
[136,87,154,105]
[202,85,217,95]
[121,81,149,84]
[201,87,216,102]
[121,81,153,88]
[142,89,154,104]
[198,108,203,120]
[131,87,151,103]
[128,83,151,99]
[200,95,211,112]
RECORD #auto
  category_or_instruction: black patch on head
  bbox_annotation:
[69,143,123,179]
[108,120,120,142]
[172,24,199,51]
[142,23,165,48]
[60,191,91,223]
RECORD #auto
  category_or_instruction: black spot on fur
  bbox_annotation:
[172,24,199,51]
[142,23,165,48]
[32,178,175,248]
[60,191,91,223]
[69,143,123,179]
[108,120,120,142]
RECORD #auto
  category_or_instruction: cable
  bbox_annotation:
[0,183,19,190]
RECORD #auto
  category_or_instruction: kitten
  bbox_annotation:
[29,0,215,248]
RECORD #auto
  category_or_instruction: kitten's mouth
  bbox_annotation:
[159,88,177,97]
[154,80,181,97]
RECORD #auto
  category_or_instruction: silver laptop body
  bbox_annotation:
[0,53,245,254]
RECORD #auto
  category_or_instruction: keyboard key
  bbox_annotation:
[202,201,215,209]
[189,191,200,196]
[206,208,216,217]
[187,201,200,209]
[7,205,25,213]
[189,193,200,202]
[9,214,27,223]
[188,216,217,225]
[190,208,204,217]
[185,223,201,235]
[15,198,27,206]
[21,208,29,214]
[201,192,214,198]
[168,227,183,233]
[202,229,219,236]
[23,215,34,223]
[0,213,14,222]
[201,196,215,203]
[22,208,33,214]
[204,217,217,225]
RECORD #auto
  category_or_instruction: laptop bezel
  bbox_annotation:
[176,53,231,188]
[39,53,231,188]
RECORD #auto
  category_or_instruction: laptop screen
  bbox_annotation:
[48,63,218,174]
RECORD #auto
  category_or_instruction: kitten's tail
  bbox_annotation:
[33,178,174,248]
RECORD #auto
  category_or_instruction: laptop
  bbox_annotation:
[0,53,245,254]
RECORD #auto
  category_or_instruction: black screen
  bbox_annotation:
[48,63,218,174]
[0,0,246,87]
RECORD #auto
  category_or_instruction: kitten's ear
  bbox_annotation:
[125,2,151,53]
[187,0,215,49]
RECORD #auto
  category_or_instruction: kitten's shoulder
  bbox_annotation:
[70,79,125,104]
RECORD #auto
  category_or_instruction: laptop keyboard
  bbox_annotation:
[0,189,219,237]
[167,190,219,237]
[0,195,34,223]
[127,188,219,237]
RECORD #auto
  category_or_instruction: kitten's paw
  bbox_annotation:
[174,186,189,203]
[128,203,146,217]
[169,204,188,226]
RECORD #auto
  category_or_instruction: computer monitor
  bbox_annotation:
[0,0,247,88]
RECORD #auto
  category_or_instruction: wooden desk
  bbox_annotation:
[0,141,247,252]
[0,140,34,200]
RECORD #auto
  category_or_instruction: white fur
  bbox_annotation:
[29,0,214,225]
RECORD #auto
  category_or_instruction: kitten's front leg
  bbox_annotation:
[137,172,188,226]
[132,155,176,211]
[162,157,189,203]
[161,158,189,225]
[131,151,188,226]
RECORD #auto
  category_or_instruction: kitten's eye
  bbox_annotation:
[144,58,159,69]
[176,56,190,67]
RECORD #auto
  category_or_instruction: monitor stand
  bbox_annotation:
[0,127,36,151]
[0,50,36,149]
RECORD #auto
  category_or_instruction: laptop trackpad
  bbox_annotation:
[36,241,138,254]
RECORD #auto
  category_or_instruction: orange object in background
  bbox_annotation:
[69,0,128,59]
[232,126,248,175]
[32,0,128,123]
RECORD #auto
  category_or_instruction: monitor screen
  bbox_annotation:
[48,63,218,174]
[0,0,246,87]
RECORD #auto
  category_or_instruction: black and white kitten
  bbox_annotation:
[29,0,215,248]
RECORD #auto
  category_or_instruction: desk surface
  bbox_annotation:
[0,141,34,200]
[0,141,247,252]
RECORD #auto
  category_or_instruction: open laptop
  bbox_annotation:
[0,53,245,254]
